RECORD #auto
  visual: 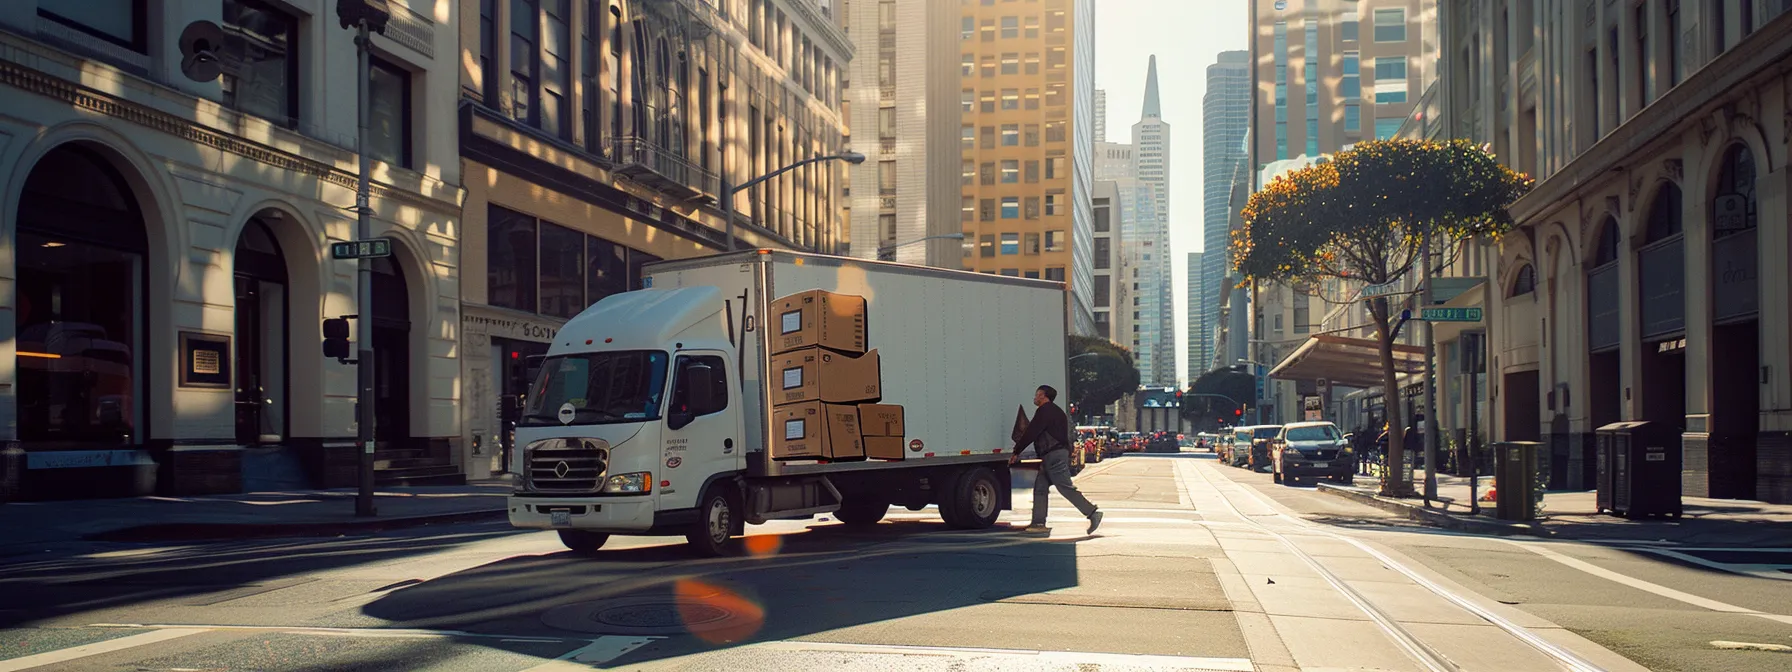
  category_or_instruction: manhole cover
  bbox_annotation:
[542,596,753,636]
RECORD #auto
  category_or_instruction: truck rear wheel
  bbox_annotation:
[558,529,609,555]
[687,488,741,557]
[944,467,1002,529]
[834,497,889,526]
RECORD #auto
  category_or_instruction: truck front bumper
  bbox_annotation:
[509,495,656,532]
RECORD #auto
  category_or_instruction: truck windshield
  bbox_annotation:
[522,351,670,426]
[1285,425,1341,442]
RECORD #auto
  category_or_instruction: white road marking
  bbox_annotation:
[519,635,661,670]
[738,640,1254,670]
[1624,547,1792,581]
[1503,540,1792,624]
[0,628,207,671]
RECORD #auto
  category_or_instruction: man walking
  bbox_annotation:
[1010,385,1102,535]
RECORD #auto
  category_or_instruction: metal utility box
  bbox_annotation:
[1493,441,1543,521]
[1595,421,1683,518]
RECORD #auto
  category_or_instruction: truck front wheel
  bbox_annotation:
[558,529,609,555]
[688,488,741,557]
[944,467,1002,530]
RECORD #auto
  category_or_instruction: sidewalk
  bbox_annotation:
[1318,469,1792,546]
[1,477,514,548]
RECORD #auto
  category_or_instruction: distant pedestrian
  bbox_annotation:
[1010,385,1102,535]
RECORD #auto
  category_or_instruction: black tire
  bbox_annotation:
[945,467,1003,529]
[557,529,609,555]
[687,487,741,557]
[834,497,889,526]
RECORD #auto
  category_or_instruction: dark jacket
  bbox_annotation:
[1013,401,1070,456]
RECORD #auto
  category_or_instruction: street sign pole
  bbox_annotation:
[352,19,377,517]
[1421,229,1439,503]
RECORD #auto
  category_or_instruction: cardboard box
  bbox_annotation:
[864,436,906,460]
[771,289,867,355]
[769,347,882,406]
[858,404,905,436]
[771,401,866,461]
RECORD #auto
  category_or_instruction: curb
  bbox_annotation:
[85,508,509,543]
[1315,483,1553,538]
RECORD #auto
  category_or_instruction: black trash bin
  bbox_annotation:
[1493,441,1543,521]
[1595,421,1682,518]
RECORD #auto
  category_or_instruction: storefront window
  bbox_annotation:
[538,223,586,318]
[487,205,661,316]
[586,236,629,305]
[488,205,538,312]
[15,146,147,445]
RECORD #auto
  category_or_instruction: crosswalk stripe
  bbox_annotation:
[733,640,1254,671]
[0,628,207,671]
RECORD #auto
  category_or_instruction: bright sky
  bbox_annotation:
[1095,0,1248,385]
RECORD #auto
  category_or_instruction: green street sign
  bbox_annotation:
[331,238,393,260]
[1420,307,1483,322]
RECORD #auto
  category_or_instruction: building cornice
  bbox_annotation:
[0,36,464,217]
[1510,12,1792,225]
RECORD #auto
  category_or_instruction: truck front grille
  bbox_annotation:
[525,438,610,493]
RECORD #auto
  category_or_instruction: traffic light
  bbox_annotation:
[322,317,352,361]
[1234,408,1244,417]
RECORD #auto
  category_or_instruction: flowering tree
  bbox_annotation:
[1231,139,1531,496]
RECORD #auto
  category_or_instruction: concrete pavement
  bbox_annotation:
[1,452,1789,670]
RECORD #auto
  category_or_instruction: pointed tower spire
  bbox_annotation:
[1141,55,1162,119]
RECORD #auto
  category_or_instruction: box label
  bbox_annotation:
[781,309,802,335]
[782,366,803,389]
[785,418,806,440]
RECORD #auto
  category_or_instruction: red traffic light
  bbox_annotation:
[1234,408,1243,416]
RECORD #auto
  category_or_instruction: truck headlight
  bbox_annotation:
[602,472,653,493]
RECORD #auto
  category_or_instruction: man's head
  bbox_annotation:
[1034,385,1058,407]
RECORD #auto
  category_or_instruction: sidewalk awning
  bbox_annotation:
[1267,334,1425,388]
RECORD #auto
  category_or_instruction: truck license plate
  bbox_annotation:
[550,510,571,527]
[1312,462,1329,469]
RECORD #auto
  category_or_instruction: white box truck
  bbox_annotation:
[507,250,1069,555]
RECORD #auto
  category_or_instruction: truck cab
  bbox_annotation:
[508,286,748,555]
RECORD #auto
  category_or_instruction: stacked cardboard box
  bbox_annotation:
[859,404,907,460]
[769,289,881,461]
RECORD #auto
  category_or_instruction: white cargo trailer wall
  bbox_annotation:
[649,252,1068,463]
[766,255,1068,463]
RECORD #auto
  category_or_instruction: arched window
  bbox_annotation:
[1712,143,1758,237]
[1592,216,1619,266]
[1644,182,1683,244]
[1508,264,1537,297]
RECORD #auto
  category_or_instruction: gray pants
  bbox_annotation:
[1032,449,1098,526]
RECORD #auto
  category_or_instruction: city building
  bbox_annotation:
[842,0,963,266]
[1092,180,1121,340]
[1200,50,1250,379]
[958,0,1096,335]
[1093,87,1108,142]
[457,0,852,478]
[0,0,465,500]
[1130,56,1176,387]
[1185,251,1206,382]
[1247,0,1438,424]
[1453,2,1792,503]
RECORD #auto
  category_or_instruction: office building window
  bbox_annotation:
[980,234,995,257]
[367,57,413,169]
[1341,11,1358,41]
[1025,196,1040,219]
[1344,103,1361,133]
[1002,53,1019,74]
[980,161,996,185]
[1276,122,1288,159]
[962,195,976,223]
[980,90,996,112]
[1001,16,1018,38]
[1002,89,1019,109]
[220,0,300,126]
[1025,124,1040,146]
[1374,8,1405,42]
[962,159,975,185]
[879,108,896,138]
[1001,197,1020,219]
[1093,237,1110,269]
[1024,15,1040,38]
[980,56,995,78]
[1044,230,1065,252]
[962,124,975,149]
[980,198,995,221]
[1025,232,1041,254]
[1001,124,1020,146]
[1001,160,1019,183]
[1025,89,1041,110]
[961,16,974,40]
[1000,269,1020,277]
[962,53,974,76]
[1374,57,1408,103]
[510,0,539,125]
[981,19,995,41]
[1306,119,1319,157]
[1375,117,1403,139]
[878,160,895,194]
[480,0,498,101]
[1045,193,1061,215]
[1024,160,1039,183]
[961,89,974,111]
[1044,267,1065,282]
[1000,233,1020,255]
[1093,203,1110,232]
[1341,52,1360,98]
[880,214,896,239]
[1025,52,1040,75]
[1024,270,1040,279]
[541,0,571,138]
[1046,122,1065,142]
[1667,0,1681,86]
[1046,156,1065,179]
[1093,276,1110,307]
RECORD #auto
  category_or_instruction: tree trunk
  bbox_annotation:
[1370,300,1411,497]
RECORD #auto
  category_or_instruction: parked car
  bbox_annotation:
[1236,425,1282,471]
[1271,421,1354,485]
[1144,431,1180,453]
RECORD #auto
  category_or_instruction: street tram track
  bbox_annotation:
[1185,459,1606,672]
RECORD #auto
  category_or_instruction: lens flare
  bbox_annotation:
[743,533,784,557]
[674,579,765,644]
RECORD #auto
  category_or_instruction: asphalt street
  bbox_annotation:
[2,452,1790,671]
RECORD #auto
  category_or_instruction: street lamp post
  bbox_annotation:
[336,0,391,518]
[719,150,866,252]
[878,233,966,261]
